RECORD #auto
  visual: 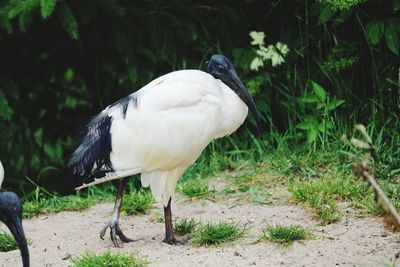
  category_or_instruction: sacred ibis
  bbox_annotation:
[68,54,264,246]
[0,161,30,266]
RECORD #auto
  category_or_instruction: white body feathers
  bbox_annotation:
[77,70,248,206]
[0,160,3,189]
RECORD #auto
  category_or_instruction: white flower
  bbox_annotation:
[271,53,285,67]
[250,57,264,71]
[249,31,265,46]
[276,42,290,55]
[249,31,289,70]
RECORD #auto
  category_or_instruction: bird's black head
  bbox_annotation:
[0,192,30,267]
[207,54,265,133]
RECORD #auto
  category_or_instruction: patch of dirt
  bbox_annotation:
[0,185,399,267]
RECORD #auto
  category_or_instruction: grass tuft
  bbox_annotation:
[192,222,246,246]
[71,251,148,267]
[289,178,345,223]
[121,190,153,215]
[179,179,216,199]
[23,194,112,219]
[0,231,19,252]
[173,218,198,236]
[261,224,313,246]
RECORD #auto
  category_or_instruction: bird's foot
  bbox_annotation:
[100,220,134,247]
[162,236,188,245]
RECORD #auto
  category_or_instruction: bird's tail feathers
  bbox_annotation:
[67,113,114,186]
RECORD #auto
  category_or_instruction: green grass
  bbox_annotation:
[261,224,313,246]
[289,177,351,223]
[173,218,199,236]
[121,190,153,215]
[23,194,112,219]
[192,222,247,246]
[0,231,19,252]
[288,161,400,224]
[71,251,148,267]
[266,142,400,223]
[222,166,279,205]
[179,179,216,199]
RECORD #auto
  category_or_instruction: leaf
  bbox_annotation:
[365,20,384,45]
[40,0,57,19]
[296,116,319,130]
[331,9,353,27]
[307,128,318,144]
[301,95,320,104]
[311,80,327,102]
[319,5,336,23]
[316,102,325,110]
[0,91,13,121]
[387,18,400,32]
[57,2,79,40]
[326,98,345,111]
[385,27,400,55]
[317,121,333,132]
[18,12,33,32]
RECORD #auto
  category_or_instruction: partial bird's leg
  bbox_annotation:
[163,197,185,245]
[100,177,133,247]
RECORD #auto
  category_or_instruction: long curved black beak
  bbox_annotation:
[229,70,266,133]
[7,215,30,267]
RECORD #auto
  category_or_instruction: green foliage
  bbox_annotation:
[192,222,247,246]
[322,42,359,72]
[0,231,19,252]
[71,251,148,267]
[121,190,153,215]
[173,218,199,236]
[297,81,345,145]
[261,225,313,246]
[366,18,400,55]
[318,0,367,10]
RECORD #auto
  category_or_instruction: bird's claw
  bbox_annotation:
[100,220,134,247]
[162,236,188,245]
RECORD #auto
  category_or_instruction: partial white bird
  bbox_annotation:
[68,54,264,246]
[0,160,3,189]
[0,161,30,266]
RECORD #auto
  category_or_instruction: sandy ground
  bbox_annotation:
[0,182,399,267]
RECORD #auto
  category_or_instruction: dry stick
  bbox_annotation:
[349,124,400,228]
[360,159,400,227]
[349,126,400,264]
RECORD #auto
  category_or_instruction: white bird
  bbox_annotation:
[0,161,30,266]
[68,54,264,245]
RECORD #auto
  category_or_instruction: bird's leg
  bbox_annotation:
[99,177,133,247]
[163,197,186,245]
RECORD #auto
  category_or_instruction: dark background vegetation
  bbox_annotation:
[0,0,399,197]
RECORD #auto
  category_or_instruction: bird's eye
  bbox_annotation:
[217,64,225,73]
